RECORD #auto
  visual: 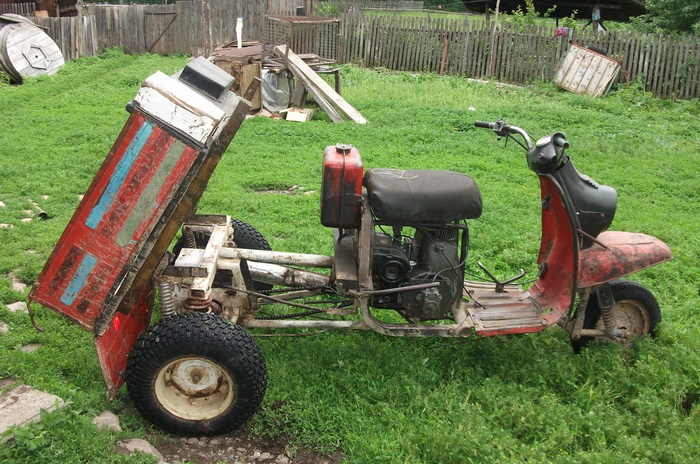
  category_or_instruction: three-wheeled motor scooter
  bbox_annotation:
[29,59,672,436]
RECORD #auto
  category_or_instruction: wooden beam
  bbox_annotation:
[274,45,367,124]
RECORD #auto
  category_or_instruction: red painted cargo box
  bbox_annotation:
[29,57,254,397]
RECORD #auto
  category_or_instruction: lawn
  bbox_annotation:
[1,50,699,463]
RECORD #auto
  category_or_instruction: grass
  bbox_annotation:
[1,50,700,463]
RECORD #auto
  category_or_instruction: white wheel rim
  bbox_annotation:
[155,356,235,420]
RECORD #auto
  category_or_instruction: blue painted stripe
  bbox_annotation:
[60,253,98,306]
[85,121,155,229]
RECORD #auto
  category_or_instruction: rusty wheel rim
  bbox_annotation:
[155,356,235,420]
[595,299,651,346]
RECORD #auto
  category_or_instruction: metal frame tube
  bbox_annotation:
[219,248,333,268]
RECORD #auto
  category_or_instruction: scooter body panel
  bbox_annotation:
[528,175,578,321]
[577,231,672,288]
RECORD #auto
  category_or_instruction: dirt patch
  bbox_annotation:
[152,429,343,464]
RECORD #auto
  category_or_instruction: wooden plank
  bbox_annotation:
[275,45,366,124]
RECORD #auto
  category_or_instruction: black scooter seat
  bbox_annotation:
[364,168,482,224]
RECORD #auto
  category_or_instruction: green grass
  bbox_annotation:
[1,50,700,463]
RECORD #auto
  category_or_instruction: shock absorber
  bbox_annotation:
[159,281,177,317]
[596,284,619,336]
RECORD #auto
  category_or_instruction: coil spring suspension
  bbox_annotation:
[183,228,197,248]
[159,281,177,317]
[597,285,618,334]
[185,296,213,312]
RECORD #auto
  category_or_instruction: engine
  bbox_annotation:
[370,226,463,322]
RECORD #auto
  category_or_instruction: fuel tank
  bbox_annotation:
[321,144,364,228]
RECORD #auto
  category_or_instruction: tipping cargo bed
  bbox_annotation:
[29,57,255,396]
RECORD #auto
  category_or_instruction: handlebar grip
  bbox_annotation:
[474,121,492,129]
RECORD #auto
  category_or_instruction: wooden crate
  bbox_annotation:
[554,43,622,97]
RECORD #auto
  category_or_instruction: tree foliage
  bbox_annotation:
[632,0,700,35]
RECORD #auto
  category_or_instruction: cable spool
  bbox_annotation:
[0,14,64,84]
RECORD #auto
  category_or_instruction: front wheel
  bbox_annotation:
[126,312,267,435]
[571,280,661,353]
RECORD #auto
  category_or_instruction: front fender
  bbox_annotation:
[577,231,672,289]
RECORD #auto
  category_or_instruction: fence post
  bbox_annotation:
[486,0,501,77]
[202,0,212,56]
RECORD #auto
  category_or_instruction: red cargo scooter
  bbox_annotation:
[29,61,672,436]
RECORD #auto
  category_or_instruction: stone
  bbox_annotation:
[0,224,13,229]
[6,302,27,312]
[0,322,8,334]
[186,437,200,445]
[0,385,65,435]
[92,411,122,432]
[10,276,27,292]
[115,438,164,462]
[41,195,49,200]
[276,456,291,464]
[21,218,32,223]
[258,452,273,461]
[209,438,222,446]
[0,201,5,207]
[20,343,42,353]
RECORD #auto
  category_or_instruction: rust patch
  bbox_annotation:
[48,246,81,293]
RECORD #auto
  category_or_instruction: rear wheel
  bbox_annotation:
[126,312,267,435]
[571,280,661,353]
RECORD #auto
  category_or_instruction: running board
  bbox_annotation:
[463,280,547,336]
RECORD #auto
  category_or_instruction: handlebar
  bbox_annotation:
[474,119,533,151]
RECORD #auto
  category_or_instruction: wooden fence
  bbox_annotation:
[17,4,700,100]
[82,0,266,56]
[34,16,97,61]
[268,0,313,16]
[0,2,35,15]
[337,14,700,99]
[363,1,424,10]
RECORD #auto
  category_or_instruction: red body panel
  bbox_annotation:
[527,176,578,323]
[29,111,201,332]
[94,282,154,397]
[320,145,364,228]
[577,231,673,288]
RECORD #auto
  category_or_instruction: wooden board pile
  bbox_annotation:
[210,42,262,110]
[273,45,366,124]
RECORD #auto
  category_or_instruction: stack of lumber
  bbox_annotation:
[273,45,367,124]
